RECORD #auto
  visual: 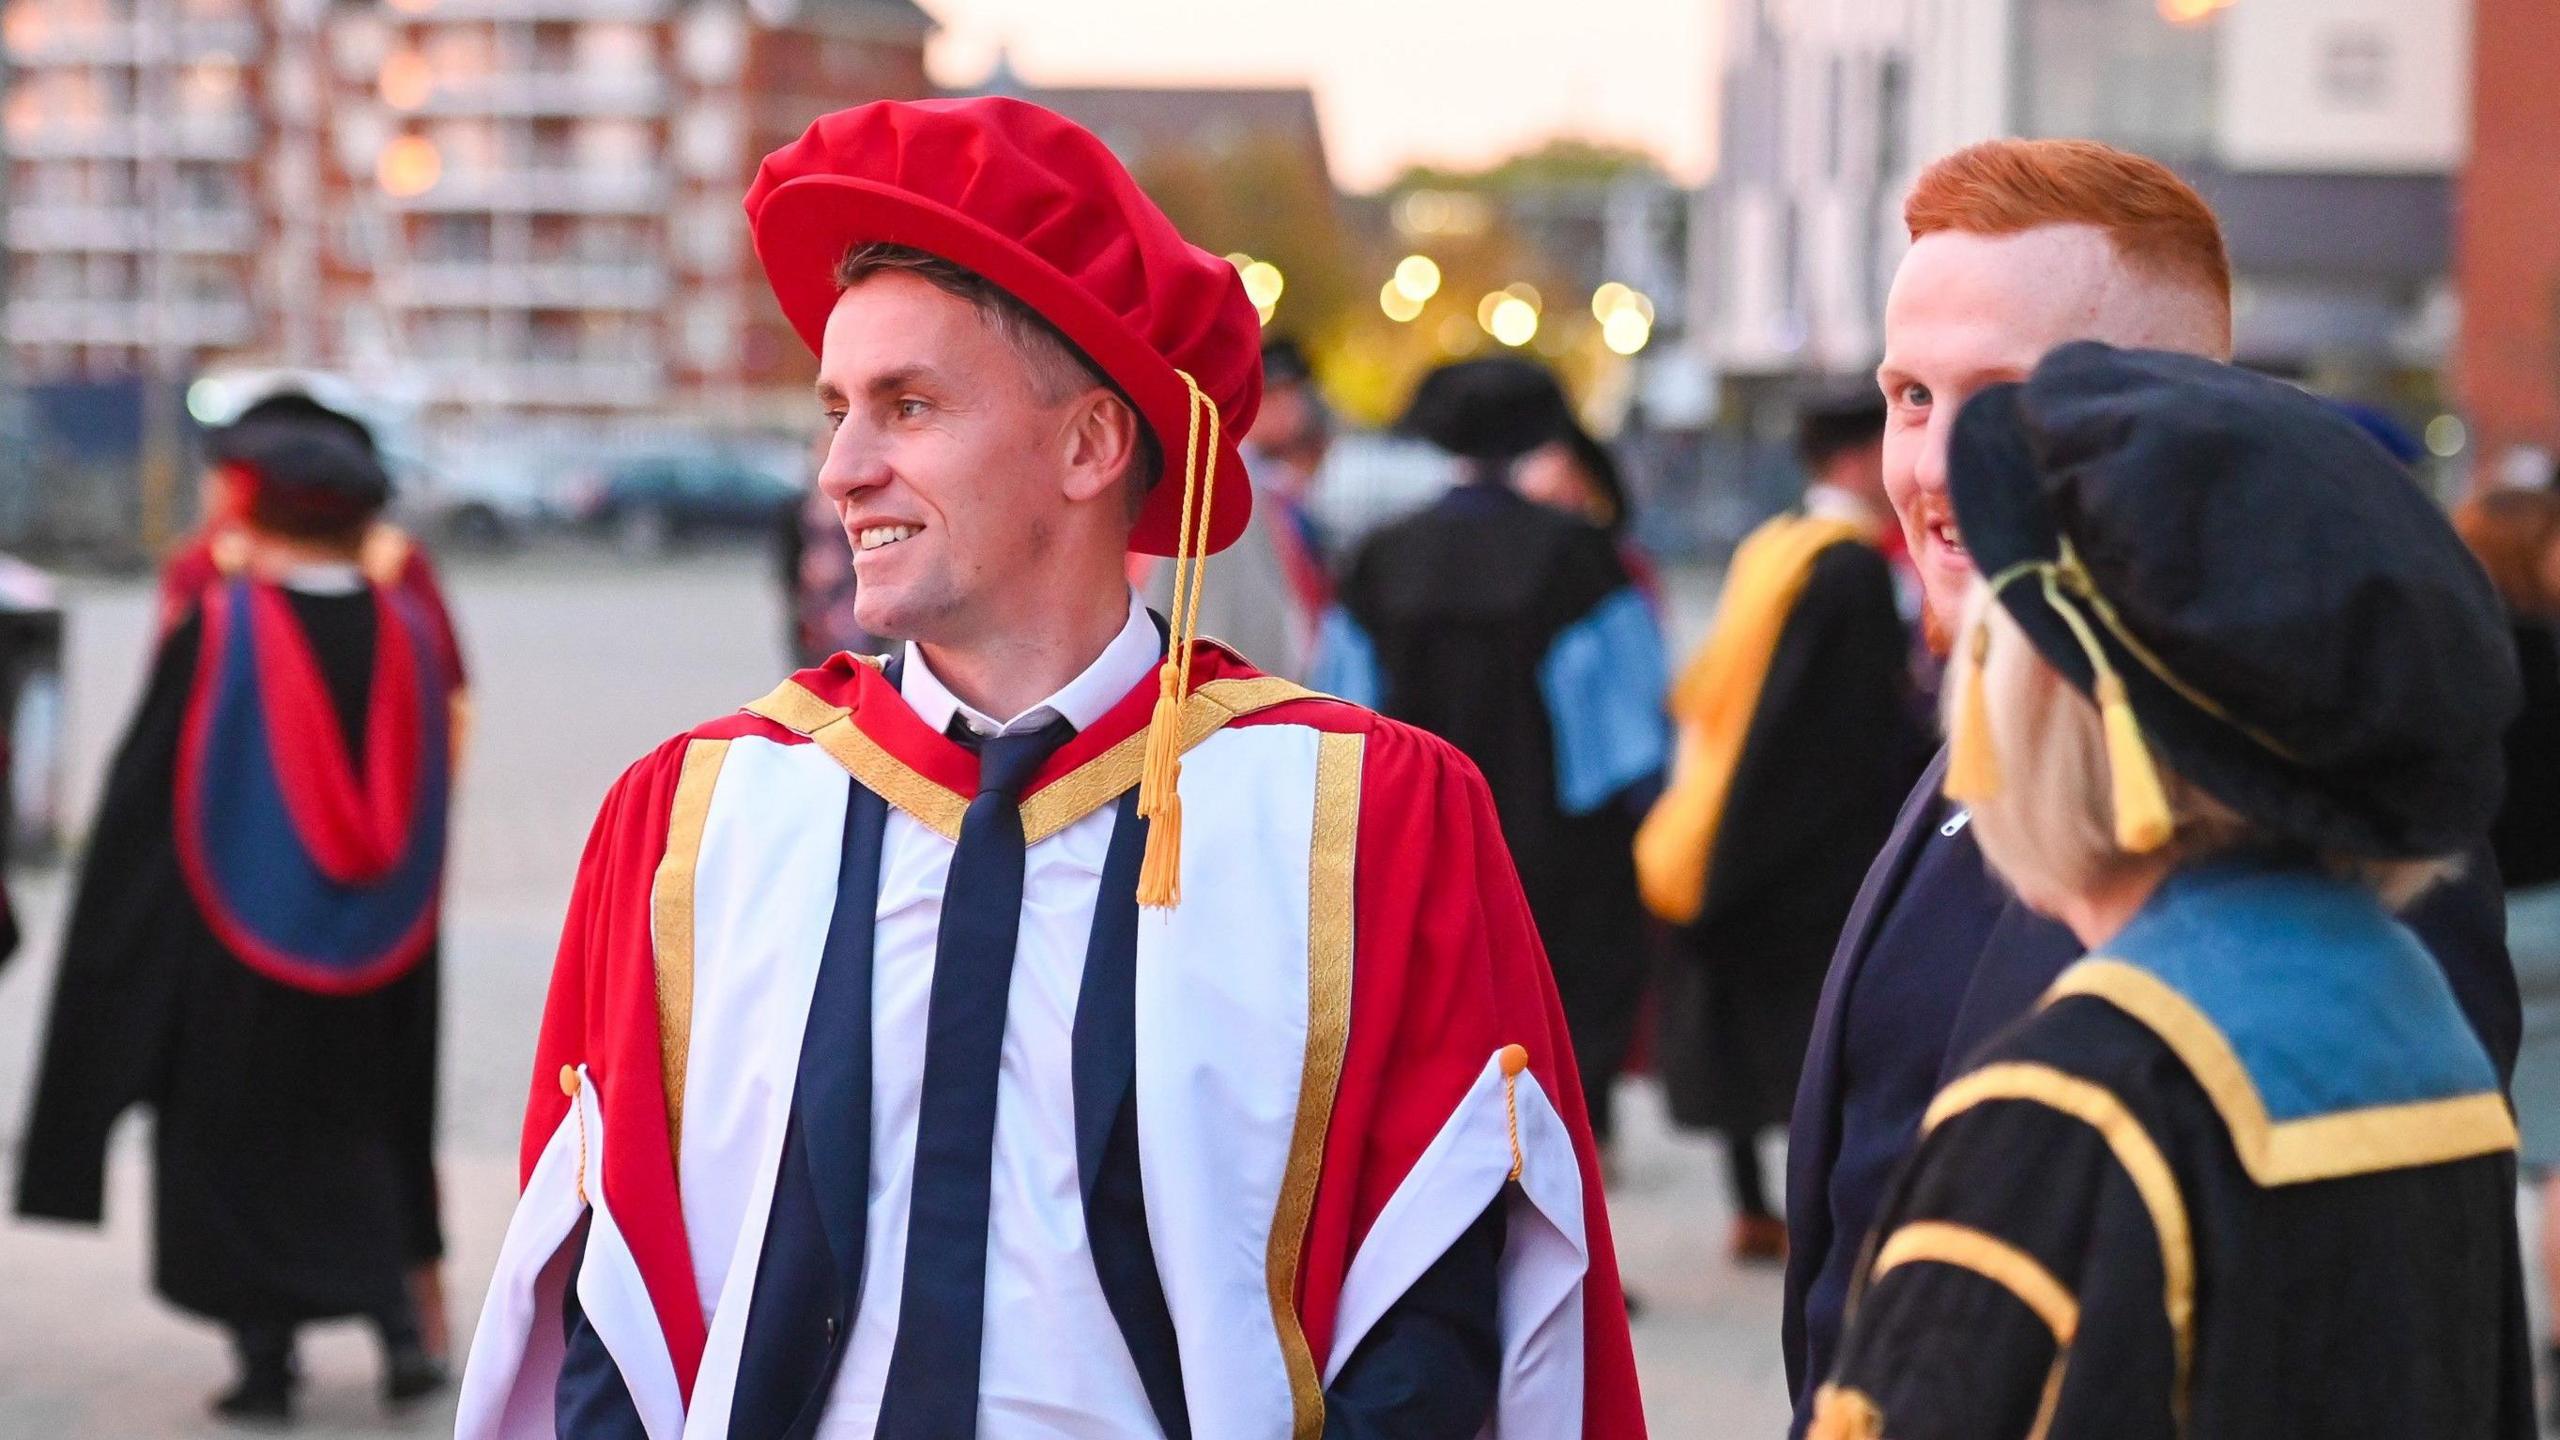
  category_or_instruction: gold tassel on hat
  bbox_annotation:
[2035,567,2174,855]
[2096,672,2173,853]
[1135,372,1223,908]
[1944,619,2002,806]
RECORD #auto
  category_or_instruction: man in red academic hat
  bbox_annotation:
[457,98,1644,1439]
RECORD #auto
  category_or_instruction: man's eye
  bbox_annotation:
[823,411,847,431]
[1899,383,1932,409]
[895,398,931,420]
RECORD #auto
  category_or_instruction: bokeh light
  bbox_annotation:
[1392,254,1442,303]
[1380,279,1425,323]
[1488,296,1539,347]
[1240,260,1286,310]
[1602,308,1653,355]
[2426,414,2468,459]
[377,135,443,198]
[379,52,434,111]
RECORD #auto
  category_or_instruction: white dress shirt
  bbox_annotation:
[819,592,1168,1439]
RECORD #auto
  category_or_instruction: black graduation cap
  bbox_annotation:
[1399,356,1579,464]
[1261,336,1316,390]
[1948,341,2518,859]
[208,412,391,526]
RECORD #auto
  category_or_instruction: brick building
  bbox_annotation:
[2,0,931,474]
[2456,0,2560,476]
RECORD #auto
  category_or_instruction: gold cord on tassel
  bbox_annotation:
[1135,372,1222,908]
[2036,569,2173,855]
[1944,619,2002,806]
[1970,553,2179,855]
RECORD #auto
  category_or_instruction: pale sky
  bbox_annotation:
[919,0,1718,193]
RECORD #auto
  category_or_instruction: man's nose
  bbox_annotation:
[817,424,889,501]
[1912,413,1954,495]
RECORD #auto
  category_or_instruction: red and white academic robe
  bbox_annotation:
[457,644,1647,1437]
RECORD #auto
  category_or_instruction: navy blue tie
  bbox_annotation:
[873,714,1077,1439]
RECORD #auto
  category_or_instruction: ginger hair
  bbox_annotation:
[1906,139,2233,346]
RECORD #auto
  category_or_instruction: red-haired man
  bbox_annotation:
[1781,138,2520,1432]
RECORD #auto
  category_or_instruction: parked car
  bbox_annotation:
[563,453,803,557]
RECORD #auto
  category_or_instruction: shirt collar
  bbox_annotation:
[900,590,1158,739]
[275,562,365,596]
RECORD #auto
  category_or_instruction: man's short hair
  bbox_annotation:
[1797,388,1887,471]
[1905,139,2233,330]
[834,242,1163,502]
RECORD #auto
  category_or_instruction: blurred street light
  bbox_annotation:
[1591,281,1655,325]
[1380,279,1425,323]
[2426,414,2468,459]
[1392,254,1442,303]
[1487,296,1539,348]
[1240,260,1285,309]
[1502,281,1543,314]
[377,135,443,198]
[379,51,433,111]
[2157,0,2232,24]
[1602,308,1653,355]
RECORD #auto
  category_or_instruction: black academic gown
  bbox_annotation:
[1817,865,2534,1439]
[1331,483,1658,1132]
[1781,752,2519,1433]
[1657,537,1925,1133]
[15,589,443,1328]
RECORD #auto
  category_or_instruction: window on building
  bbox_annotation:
[2320,27,2392,111]
[422,214,493,262]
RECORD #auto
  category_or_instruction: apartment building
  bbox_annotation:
[2,0,931,472]
[1692,0,2468,391]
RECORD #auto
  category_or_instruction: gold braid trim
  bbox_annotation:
[1267,730,1362,1437]
[650,738,730,1159]
[2047,959,2518,1185]
[1926,1061,2195,1424]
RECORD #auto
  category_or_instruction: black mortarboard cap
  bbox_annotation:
[1398,356,1578,463]
[1950,341,2518,858]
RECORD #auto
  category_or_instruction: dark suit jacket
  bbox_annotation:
[1779,750,2521,1434]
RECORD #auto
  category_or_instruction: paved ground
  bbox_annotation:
[0,549,1791,1438]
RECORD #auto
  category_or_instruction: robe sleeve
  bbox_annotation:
[14,617,200,1223]
[1322,1198,1506,1438]
[1300,718,1648,1438]
[1816,1029,2185,1440]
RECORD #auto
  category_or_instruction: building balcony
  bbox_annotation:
[415,72,669,118]
[415,357,667,408]
[387,260,670,309]
[391,0,670,21]
[387,167,670,215]
[4,19,264,66]
[7,205,260,253]
[5,296,257,348]
[10,114,260,161]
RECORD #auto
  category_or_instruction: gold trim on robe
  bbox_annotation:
[2046,958,2520,1186]
[1925,1060,2196,1419]
[1268,729,1362,1437]
[651,737,730,1157]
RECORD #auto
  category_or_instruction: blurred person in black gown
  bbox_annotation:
[1317,356,1670,1144]
[1637,392,1927,1262]
[16,412,455,1425]
[2455,485,2560,1428]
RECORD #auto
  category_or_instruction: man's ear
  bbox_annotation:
[1060,390,1142,505]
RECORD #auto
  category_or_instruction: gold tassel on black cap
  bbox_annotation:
[1944,619,2002,806]
[1135,372,1222,908]
[2038,569,2173,854]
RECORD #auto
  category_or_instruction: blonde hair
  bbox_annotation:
[1946,586,2455,913]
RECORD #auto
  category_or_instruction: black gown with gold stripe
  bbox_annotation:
[1812,859,2534,1440]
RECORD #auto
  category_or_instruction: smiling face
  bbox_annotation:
[815,270,1136,649]
[1879,223,2229,648]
